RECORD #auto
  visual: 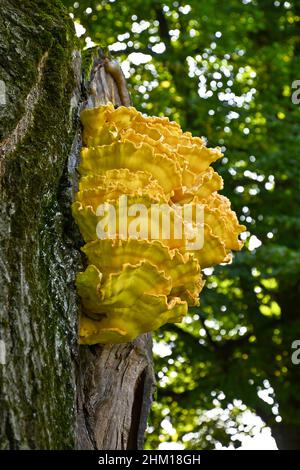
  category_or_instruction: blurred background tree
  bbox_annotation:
[62,0,300,450]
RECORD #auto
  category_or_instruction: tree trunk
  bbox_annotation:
[271,423,300,450]
[76,335,154,450]
[0,0,154,450]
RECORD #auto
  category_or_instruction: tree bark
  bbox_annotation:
[271,423,300,450]
[76,335,154,450]
[0,0,154,450]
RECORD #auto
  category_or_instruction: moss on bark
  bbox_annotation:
[0,0,81,449]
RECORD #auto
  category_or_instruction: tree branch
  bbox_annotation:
[153,5,172,50]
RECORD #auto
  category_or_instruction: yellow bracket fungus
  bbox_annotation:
[73,103,245,344]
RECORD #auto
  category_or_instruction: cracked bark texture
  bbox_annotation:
[0,0,154,450]
[76,335,154,450]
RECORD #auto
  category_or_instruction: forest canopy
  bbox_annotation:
[62,0,300,450]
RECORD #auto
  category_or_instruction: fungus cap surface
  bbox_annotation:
[73,104,245,344]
